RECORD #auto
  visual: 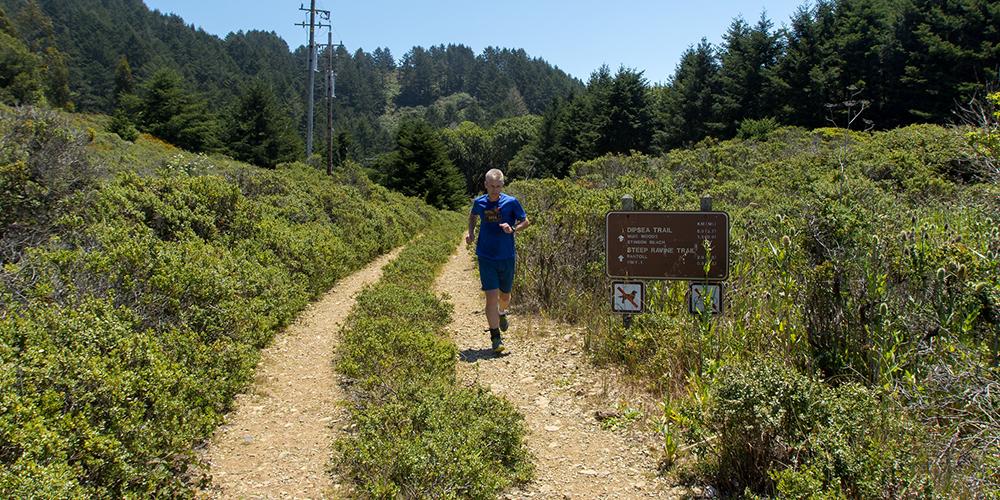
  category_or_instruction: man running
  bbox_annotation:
[466,169,530,353]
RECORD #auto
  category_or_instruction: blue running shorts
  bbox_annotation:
[478,257,516,293]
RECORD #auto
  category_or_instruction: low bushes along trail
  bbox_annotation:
[435,241,684,499]
[198,248,403,499]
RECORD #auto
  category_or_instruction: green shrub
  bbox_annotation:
[736,117,780,140]
[0,108,444,495]
[696,360,923,497]
[338,317,456,391]
[107,109,138,142]
[336,383,533,499]
[333,215,533,497]
[507,124,997,495]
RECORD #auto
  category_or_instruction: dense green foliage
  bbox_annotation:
[0,0,997,494]
[3,0,996,178]
[440,115,542,194]
[507,125,999,496]
[225,79,302,168]
[380,119,467,210]
[687,360,923,496]
[334,217,533,498]
[0,105,443,496]
[0,0,580,165]
[514,0,999,175]
[0,5,69,108]
[136,68,220,153]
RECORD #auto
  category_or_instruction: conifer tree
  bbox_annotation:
[528,96,574,178]
[598,67,654,155]
[655,39,721,150]
[138,68,219,152]
[0,9,43,105]
[114,55,134,98]
[772,1,838,128]
[226,79,301,168]
[716,14,781,135]
[0,7,13,36]
[898,0,1000,122]
[385,119,466,210]
[42,46,71,109]
[828,0,903,126]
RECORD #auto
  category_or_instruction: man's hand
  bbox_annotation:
[500,223,514,234]
[466,233,475,244]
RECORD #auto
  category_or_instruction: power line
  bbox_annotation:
[320,31,344,176]
[296,1,330,160]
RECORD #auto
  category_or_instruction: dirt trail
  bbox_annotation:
[435,242,682,499]
[199,248,403,499]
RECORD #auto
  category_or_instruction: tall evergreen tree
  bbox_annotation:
[529,95,574,178]
[385,119,466,210]
[397,46,439,107]
[42,45,71,109]
[138,68,219,152]
[597,67,654,154]
[772,1,839,127]
[897,0,1000,122]
[226,79,301,168]
[114,55,134,97]
[655,39,721,150]
[716,14,782,135]
[828,0,904,127]
[0,7,13,36]
[0,24,43,105]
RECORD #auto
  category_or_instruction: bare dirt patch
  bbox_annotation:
[435,243,685,499]
[198,248,403,499]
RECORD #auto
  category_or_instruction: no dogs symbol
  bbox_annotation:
[611,282,644,314]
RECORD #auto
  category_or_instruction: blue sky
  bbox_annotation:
[143,0,810,84]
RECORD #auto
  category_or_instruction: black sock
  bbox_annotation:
[489,328,500,337]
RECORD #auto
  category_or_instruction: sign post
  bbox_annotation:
[620,195,635,328]
[605,197,729,327]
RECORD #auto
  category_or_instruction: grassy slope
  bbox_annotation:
[0,105,449,496]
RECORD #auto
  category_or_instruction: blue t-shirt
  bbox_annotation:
[472,193,527,260]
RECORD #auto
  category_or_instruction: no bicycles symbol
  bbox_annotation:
[611,282,644,314]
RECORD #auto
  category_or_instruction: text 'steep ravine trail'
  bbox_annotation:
[436,240,690,499]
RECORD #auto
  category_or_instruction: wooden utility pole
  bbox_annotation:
[296,2,330,160]
[325,31,343,176]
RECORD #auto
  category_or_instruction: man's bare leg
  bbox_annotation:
[485,289,500,329]
[499,292,511,313]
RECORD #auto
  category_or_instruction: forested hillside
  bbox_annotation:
[0,0,581,162]
[2,0,996,181]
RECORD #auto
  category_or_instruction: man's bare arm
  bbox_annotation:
[466,212,478,244]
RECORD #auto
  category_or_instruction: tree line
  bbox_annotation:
[523,0,999,177]
[0,0,580,159]
[1,0,996,208]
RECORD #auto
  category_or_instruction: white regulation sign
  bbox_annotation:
[611,281,645,314]
[689,283,723,315]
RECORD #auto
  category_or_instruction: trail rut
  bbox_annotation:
[199,247,403,499]
[435,242,682,499]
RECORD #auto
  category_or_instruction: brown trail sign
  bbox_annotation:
[606,211,729,281]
